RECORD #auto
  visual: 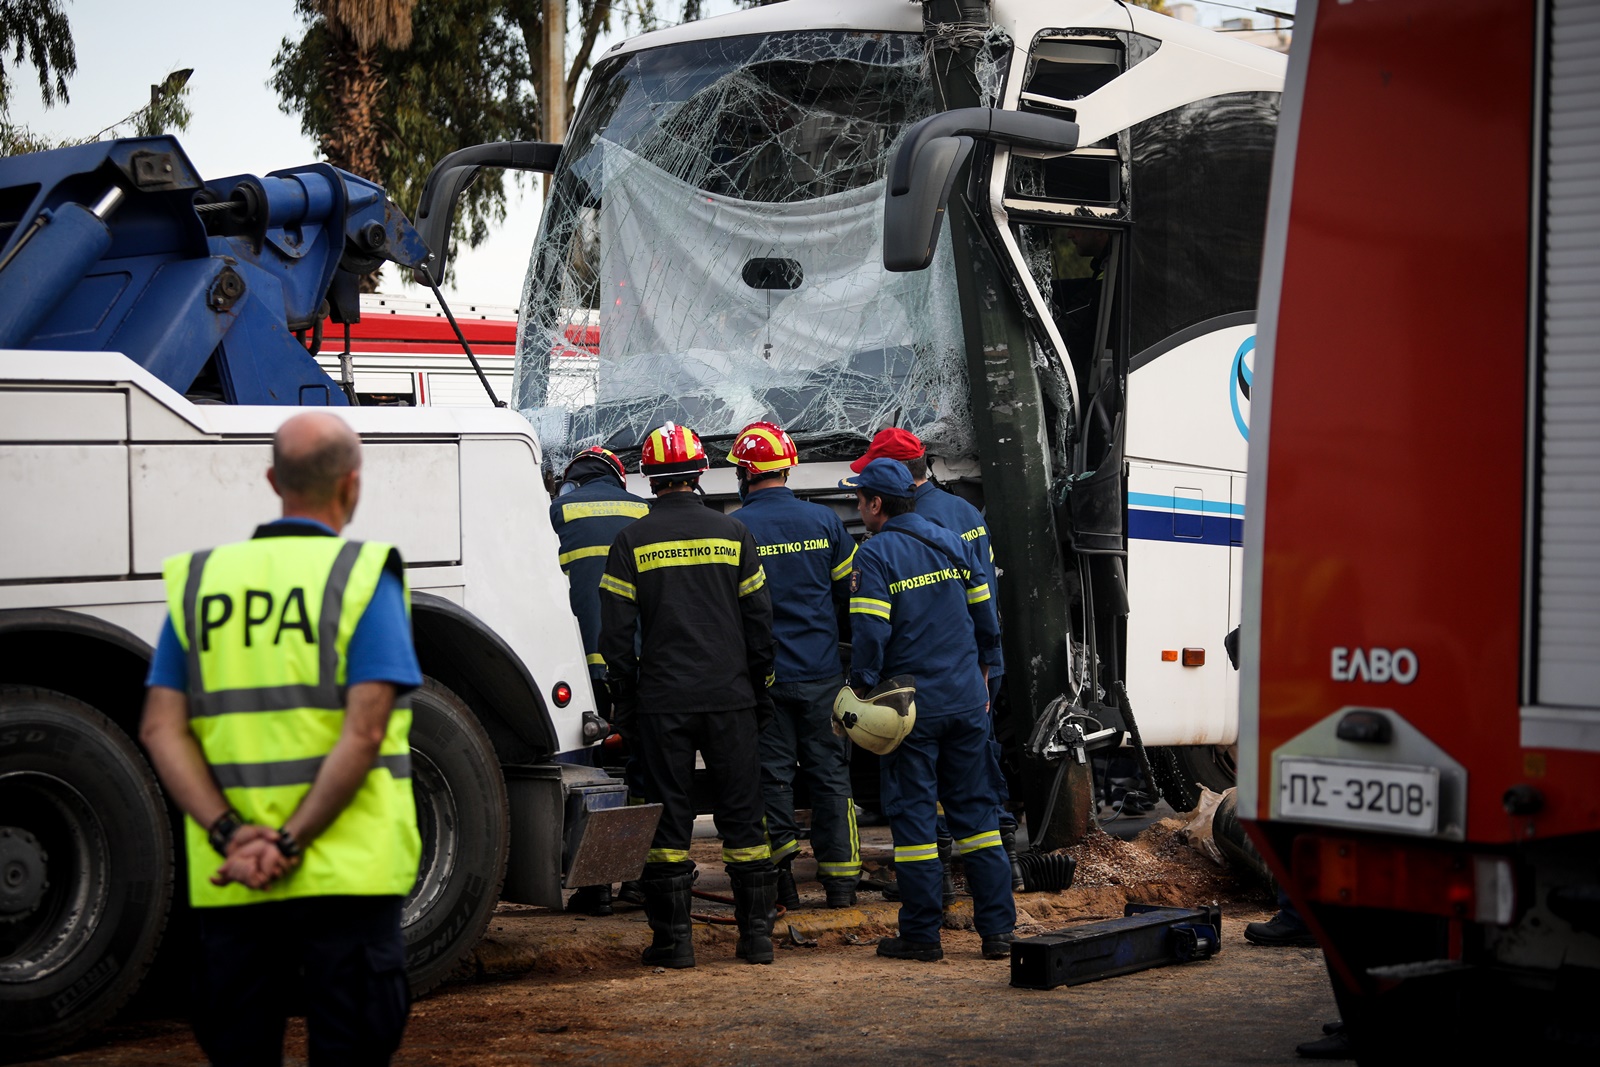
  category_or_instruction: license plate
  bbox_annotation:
[1278,757,1441,835]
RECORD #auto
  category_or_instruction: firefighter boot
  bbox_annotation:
[937,834,956,907]
[822,877,857,909]
[640,871,695,969]
[730,867,779,965]
[775,855,801,911]
[566,884,613,916]
[1000,826,1025,892]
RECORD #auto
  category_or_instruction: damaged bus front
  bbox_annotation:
[486,0,1285,839]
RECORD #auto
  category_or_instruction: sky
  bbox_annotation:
[5,0,1289,308]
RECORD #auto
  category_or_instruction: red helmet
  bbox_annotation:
[640,422,710,479]
[562,446,627,484]
[728,421,799,474]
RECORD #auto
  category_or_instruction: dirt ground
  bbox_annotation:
[29,822,1338,1066]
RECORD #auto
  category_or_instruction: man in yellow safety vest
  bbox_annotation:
[140,411,422,1067]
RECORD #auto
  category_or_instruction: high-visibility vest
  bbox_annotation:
[162,534,421,907]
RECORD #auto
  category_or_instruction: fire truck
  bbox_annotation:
[1239,0,1600,1056]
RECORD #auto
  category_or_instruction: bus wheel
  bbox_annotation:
[1152,744,1237,813]
[0,686,174,1059]
[402,677,508,996]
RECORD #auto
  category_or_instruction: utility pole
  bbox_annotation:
[541,0,567,195]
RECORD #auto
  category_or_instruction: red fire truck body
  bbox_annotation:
[1241,0,1599,1053]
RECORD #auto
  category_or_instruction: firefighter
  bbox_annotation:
[727,421,861,909]
[598,422,779,967]
[850,429,1024,892]
[841,458,1014,961]
[138,412,420,1065]
[549,446,650,916]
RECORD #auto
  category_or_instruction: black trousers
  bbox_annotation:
[634,707,770,872]
[191,896,409,1067]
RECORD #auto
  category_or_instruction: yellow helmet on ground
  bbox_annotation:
[833,676,917,755]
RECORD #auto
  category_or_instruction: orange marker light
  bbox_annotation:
[1161,650,1178,662]
[1182,648,1206,667]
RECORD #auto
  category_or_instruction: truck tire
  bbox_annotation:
[0,686,174,1059]
[402,677,508,995]
[1151,744,1238,813]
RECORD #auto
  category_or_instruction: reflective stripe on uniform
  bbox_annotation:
[558,544,611,565]
[599,573,636,600]
[723,843,772,863]
[849,597,891,620]
[966,583,991,605]
[563,500,650,522]
[894,842,940,863]
[831,545,858,581]
[633,537,741,572]
[817,860,861,878]
[210,752,413,790]
[586,652,605,667]
[738,565,767,597]
[770,838,801,861]
[648,847,691,864]
[955,829,1003,855]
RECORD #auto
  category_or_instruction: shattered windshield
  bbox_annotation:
[515,30,971,470]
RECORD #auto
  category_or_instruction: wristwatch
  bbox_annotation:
[207,809,244,857]
[275,827,303,861]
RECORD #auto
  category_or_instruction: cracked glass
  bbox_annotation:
[515,30,976,471]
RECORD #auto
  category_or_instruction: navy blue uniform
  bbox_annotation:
[911,481,1002,679]
[550,479,650,682]
[735,486,860,885]
[848,513,1014,945]
[912,480,1014,828]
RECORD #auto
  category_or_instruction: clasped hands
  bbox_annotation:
[210,825,300,889]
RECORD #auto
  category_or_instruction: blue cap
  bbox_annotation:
[839,457,914,498]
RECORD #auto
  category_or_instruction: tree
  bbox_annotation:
[1,2,190,156]
[273,0,676,283]
[0,0,74,109]
[315,1,415,181]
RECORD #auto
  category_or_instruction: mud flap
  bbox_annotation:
[563,802,661,888]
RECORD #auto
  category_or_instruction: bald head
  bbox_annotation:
[269,413,363,528]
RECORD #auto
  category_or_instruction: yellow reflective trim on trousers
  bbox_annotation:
[831,544,858,581]
[770,839,801,860]
[849,597,891,620]
[966,583,991,605]
[586,652,605,667]
[648,848,690,863]
[558,545,611,565]
[848,799,860,863]
[723,843,771,863]
[633,538,741,572]
[894,843,940,862]
[562,500,650,522]
[817,861,861,876]
[956,830,1003,855]
[738,565,767,597]
[598,573,635,600]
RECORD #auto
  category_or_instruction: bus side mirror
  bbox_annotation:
[883,108,1081,272]
[411,141,563,287]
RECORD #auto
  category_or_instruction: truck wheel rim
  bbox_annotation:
[402,746,457,931]
[0,771,110,983]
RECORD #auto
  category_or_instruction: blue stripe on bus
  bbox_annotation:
[1127,508,1243,546]
[1127,491,1245,516]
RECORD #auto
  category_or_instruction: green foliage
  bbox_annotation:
[274,0,541,270]
[0,0,75,108]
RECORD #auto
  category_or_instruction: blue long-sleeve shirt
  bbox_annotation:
[912,481,1003,678]
[733,486,856,683]
[847,512,1001,717]
[550,478,650,678]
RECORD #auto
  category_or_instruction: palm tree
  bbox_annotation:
[319,0,416,181]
